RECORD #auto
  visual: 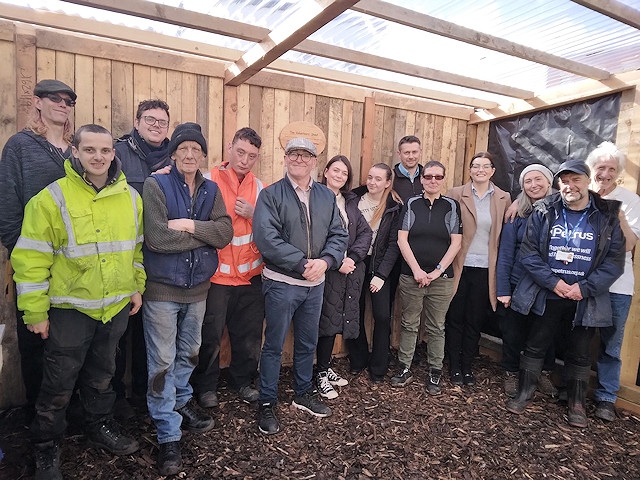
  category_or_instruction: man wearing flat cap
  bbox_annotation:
[507,159,625,428]
[142,122,233,475]
[253,137,348,435]
[0,79,77,419]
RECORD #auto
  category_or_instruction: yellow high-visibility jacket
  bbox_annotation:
[11,160,145,324]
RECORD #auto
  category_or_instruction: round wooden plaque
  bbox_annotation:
[279,121,326,155]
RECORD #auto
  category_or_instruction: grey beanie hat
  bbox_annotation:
[167,122,207,156]
[519,164,554,189]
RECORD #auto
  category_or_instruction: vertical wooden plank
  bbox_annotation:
[440,116,455,173]
[423,114,436,162]
[181,72,197,122]
[150,67,167,101]
[74,55,93,127]
[314,95,330,179]
[381,106,396,166]
[360,98,376,185]
[259,88,275,184]
[616,86,640,195]
[431,115,445,162]
[326,98,342,167]
[223,85,238,157]
[55,51,75,131]
[340,100,353,159]
[304,93,316,124]
[351,101,364,185]
[111,61,133,138]
[0,40,16,148]
[394,109,407,150]
[289,91,305,123]
[405,111,416,137]
[463,124,478,186]
[454,119,467,188]
[414,113,426,158]
[248,85,263,135]
[273,89,290,180]
[93,58,111,132]
[196,75,209,127]
[16,28,36,131]
[166,70,182,132]
[236,83,250,129]
[372,105,384,167]
[207,77,224,170]
[36,49,56,82]
[133,64,151,116]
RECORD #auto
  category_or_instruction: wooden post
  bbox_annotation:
[15,26,36,131]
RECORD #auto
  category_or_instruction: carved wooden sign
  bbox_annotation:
[279,121,326,155]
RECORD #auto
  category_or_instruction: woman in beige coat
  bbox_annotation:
[445,152,511,386]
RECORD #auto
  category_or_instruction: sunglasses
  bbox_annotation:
[422,174,445,181]
[43,93,76,107]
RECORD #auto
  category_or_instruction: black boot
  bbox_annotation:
[33,440,62,480]
[506,355,543,415]
[566,363,590,428]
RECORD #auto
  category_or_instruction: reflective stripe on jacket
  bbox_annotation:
[210,163,265,286]
[11,160,145,324]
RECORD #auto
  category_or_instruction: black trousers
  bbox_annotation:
[348,258,392,376]
[316,335,337,372]
[446,266,490,373]
[15,291,45,406]
[523,298,595,368]
[190,276,265,393]
[112,309,147,398]
[31,306,129,443]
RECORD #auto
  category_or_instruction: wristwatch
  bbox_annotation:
[436,263,444,272]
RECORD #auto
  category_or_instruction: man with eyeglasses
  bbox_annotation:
[111,99,173,419]
[0,79,77,422]
[190,127,266,408]
[253,137,348,435]
[393,161,462,394]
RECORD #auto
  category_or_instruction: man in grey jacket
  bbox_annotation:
[253,137,348,435]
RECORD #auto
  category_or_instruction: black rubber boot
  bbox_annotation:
[506,355,544,415]
[566,363,590,428]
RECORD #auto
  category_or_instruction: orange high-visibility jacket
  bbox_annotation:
[210,163,265,286]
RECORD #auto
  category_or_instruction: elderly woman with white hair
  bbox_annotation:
[497,164,558,399]
[586,141,640,422]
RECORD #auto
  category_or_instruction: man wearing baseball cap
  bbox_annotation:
[0,79,77,420]
[253,137,348,435]
[507,158,625,428]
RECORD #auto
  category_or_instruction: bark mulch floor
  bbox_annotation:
[1,355,640,479]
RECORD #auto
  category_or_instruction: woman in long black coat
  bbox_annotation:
[315,155,373,400]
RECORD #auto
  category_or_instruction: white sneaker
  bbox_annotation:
[315,371,338,399]
[326,368,348,387]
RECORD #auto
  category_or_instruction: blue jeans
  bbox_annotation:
[595,293,632,403]
[143,300,206,444]
[259,278,324,404]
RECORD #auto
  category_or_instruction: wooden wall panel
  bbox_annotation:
[326,97,342,168]
[236,84,250,130]
[0,40,16,150]
[258,87,275,184]
[133,64,151,115]
[350,101,364,183]
[381,107,396,166]
[248,85,263,135]
[181,72,197,123]
[207,77,224,169]
[314,96,330,176]
[74,55,93,128]
[289,91,305,123]
[93,58,111,132]
[272,90,290,181]
[36,48,55,83]
[150,67,167,102]
[16,29,36,131]
[55,51,75,130]
[111,61,134,139]
[304,93,316,124]
[165,70,182,133]
[196,75,209,138]
[340,100,353,161]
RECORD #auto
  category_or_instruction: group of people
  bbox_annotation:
[0,79,637,479]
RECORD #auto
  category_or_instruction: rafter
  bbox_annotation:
[571,0,640,30]
[224,0,359,86]
[352,0,612,80]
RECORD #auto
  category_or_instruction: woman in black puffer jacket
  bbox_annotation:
[348,163,402,383]
[315,156,373,400]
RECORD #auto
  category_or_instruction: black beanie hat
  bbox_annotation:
[168,122,208,156]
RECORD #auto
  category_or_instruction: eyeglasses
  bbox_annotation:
[422,174,444,181]
[287,152,315,162]
[470,164,494,170]
[141,115,169,128]
[43,93,75,107]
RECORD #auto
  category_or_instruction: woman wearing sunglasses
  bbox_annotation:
[445,152,511,386]
[315,156,372,399]
[348,163,402,383]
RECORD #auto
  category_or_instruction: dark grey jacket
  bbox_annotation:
[0,130,69,252]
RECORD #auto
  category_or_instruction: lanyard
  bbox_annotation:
[561,208,588,249]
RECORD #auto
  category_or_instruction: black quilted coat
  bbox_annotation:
[319,191,373,339]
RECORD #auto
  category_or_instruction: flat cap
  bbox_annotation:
[33,79,77,101]
[285,137,317,157]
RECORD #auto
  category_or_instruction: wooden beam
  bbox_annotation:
[469,70,640,123]
[61,0,269,41]
[353,0,611,81]
[224,0,359,86]
[0,6,496,110]
[15,25,37,131]
[297,39,532,99]
[571,0,640,30]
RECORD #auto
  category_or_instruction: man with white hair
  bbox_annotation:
[585,142,640,422]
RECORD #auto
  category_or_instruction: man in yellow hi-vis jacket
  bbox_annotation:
[10,124,145,480]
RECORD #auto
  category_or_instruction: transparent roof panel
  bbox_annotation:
[6,0,640,106]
